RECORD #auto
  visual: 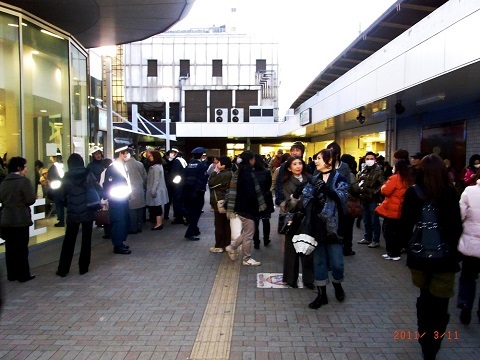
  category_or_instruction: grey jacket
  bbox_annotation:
[125,158,147,209]
[0,173,36,227]
[146,164,169,207]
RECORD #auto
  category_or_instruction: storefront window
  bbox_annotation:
[70,44,88,159]
[0,13,21,168]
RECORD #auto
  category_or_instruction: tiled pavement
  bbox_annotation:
[0,199,479,360]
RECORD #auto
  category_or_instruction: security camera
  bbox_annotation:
[356,112,366,124]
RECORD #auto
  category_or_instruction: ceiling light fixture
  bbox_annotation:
[40,29,64,40]
[416,94,445,106]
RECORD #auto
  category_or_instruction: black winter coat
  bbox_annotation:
[254,168,274,217]
[62,168,102,223]
[235,167,260,220]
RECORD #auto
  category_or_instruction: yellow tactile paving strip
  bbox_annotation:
[190,253,241,360]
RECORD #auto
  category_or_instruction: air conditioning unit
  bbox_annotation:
[230,108,244,123]
[249,106,274,123]
[214,108,228,122]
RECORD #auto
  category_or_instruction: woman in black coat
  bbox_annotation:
[0,157,36,282]
[252,153,275,249]
[56,153,102,277]
[401,154,462,360]
[280,156,314,289]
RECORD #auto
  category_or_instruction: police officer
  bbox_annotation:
[170,150,188,225]
[183,147,209,240]
[86,146,104,182]
[103,146,132,254]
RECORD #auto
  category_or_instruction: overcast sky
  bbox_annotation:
[171,0,397,116]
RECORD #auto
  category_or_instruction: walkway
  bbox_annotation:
[0,200,479,359]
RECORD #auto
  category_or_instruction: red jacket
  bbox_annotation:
[375,174,408,219]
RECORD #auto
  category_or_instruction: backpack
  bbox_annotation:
[407,185,449,268]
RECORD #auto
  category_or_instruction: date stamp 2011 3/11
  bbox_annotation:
[393,330,459,340]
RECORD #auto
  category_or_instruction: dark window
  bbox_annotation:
[262,108,274,117]
[256,59,266,72]
[250,108,261,117]
[147,59,157,77]
[212,59,222,77]
[180,59,190,77]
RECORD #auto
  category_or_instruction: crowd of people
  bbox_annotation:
[0,143,479,360]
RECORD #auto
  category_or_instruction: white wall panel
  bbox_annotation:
[444,10,480,70]
[292,1,480,135]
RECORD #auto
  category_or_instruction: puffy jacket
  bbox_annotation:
[208,169,232,209]
[458,179,480,258]
[351,163,385,203]
[62,168,102,223]
[375,174,408,219]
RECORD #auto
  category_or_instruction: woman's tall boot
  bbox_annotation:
[332,282,345,302]
[309,286,328,309]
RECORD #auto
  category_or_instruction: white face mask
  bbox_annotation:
[475,164,480,169]
[236,157,243,164]
[169,154,175,160]
[365,159,375,167]
[125,153,131,160]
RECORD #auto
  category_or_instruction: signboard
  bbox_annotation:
[300,108,312,126]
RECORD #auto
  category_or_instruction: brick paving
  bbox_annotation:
[0,199,479,359]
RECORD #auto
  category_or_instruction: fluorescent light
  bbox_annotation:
[32,50,40,55]
[7,23,19,27]
[40,110,47,113]
[40,29,64,40]
[416,94,445,106]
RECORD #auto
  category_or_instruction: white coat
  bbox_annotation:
[146,164,169,207]
[458,179,480,258]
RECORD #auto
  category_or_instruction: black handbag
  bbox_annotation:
[278,211,304,235]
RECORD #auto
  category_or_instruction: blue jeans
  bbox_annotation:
[362,202,381,243]
[313,243,344,286]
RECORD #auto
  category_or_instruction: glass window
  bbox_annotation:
[0,13,21,163]
[70,44,88,160]
[22,19,70,243]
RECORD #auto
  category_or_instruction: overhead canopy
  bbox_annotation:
[290,0,449,110]
[3,0,195,48]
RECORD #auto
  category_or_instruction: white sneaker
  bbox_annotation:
[384,255,401,261]
[209,247,224,253]
[0,238,5,245]
[357,239,371,245]
[225,245,237,261]
[382,253,390,258]
[368,242,380,248]
[243,258,261,266]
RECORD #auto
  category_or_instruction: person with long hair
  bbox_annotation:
[302,149,349,308]
[375,157,414,261]
[339,153,357,256]
[401,154,462,359]
[0,157,36,282]
[225,151,265,266]
[280,156,314,289]
[456,168,480,325]
[252,153,274,249]
[56,153,102,277]
[146,150,169,231]
[208,155,232,253]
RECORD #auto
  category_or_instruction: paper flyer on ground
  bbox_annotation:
[257,273,304,288]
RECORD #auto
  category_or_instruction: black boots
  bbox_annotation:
[309,286,328,309]
[332,282,345,302]
[309,283,346,309]
[416,290,450,360]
